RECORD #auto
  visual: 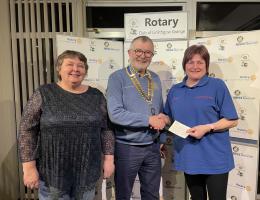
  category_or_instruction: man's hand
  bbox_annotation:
[149,115,166,130]
[158,113,171,125]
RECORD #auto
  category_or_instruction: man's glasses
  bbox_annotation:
[132,49,154,58]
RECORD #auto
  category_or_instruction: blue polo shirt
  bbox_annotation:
[164,75,238,174]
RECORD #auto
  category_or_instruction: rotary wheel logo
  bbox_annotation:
[234,90,241,96]
[167,42,173,49]
[129,18,138,27]
[237,36,244,43]
[241,61,248,68]
[209,73,215,78]
[104,41,109,48]
[231,196,237,200]
[241,54,249,60]
[232,146,239,153]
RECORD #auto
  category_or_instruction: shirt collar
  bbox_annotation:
[128,65,150,78]
[178,75,209,88]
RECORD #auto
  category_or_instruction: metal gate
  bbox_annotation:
[9,0,86,199]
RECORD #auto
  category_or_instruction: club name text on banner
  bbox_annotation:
[124,11,188,41]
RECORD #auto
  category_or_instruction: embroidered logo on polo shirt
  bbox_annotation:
[195,96,213,100]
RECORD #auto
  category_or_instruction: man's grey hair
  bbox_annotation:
[129,36,154,50]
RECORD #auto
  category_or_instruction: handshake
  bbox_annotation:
[149,113,171,130]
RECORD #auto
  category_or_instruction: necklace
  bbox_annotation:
[125,66,154,104]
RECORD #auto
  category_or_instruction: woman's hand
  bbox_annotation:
[22,161,39,189]
[103,155,115,179]
[187,124,211,139]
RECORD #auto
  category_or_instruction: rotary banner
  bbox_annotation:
[124,12,188,41]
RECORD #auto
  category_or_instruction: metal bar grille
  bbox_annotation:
[17,0,28,107]
[43,0,51,83]
[24,0,34,97]
[9,0,75,199]
[58,0,63,33]
[51,0,58,82]
[30,0,40,89]
[36,0,45,85]
[10,0,74,106]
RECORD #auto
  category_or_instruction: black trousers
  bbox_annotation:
[184,172,229,200]
[114,142,161,200]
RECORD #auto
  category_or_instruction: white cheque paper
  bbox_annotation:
[168,121,190,138]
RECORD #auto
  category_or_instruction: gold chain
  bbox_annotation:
[126,66,154,103]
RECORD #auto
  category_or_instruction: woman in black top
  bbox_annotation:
[18,50,115,200]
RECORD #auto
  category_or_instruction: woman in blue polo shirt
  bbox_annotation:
[164,45,238,200]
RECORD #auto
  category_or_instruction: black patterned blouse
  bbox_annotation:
[18,83,114,193]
